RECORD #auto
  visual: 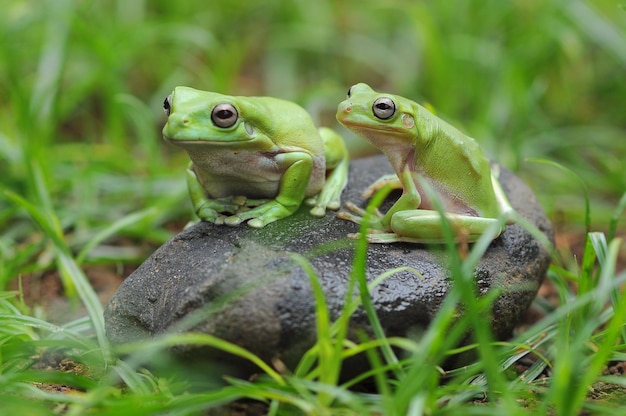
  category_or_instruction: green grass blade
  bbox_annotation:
[114,333,285,386]
[525,158,591,234]
[608,191,626,241]
[75,207,158,264]
[0,188,108,356]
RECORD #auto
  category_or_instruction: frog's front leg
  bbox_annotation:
[307,127,349,217]
[369,210,504,244]
[338,167,420,232]
[187,166,243,224]
[225,152,313,228]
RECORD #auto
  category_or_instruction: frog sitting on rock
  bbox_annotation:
[162,87,349,228]
[336,83,514,244]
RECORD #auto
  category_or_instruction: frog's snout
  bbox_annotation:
[162,113,192,140]
[166,113,190,128]
[337,101,352,115]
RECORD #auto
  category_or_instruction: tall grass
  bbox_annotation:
[1,189,623,414]
[1,0,625,414]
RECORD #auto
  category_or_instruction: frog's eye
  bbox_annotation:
[372,97,395,120]
[347,85,354,98]
[163,95,172,116]
[211,103,238,128]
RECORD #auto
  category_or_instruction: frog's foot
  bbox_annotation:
[194,196,264,224]
[348,232,446,244]
[224,200,296,228]
[305,167,348,217]
[308,202,327,218]
[347,232,411,244]
[306,194,342,217]
[238,197,271,208]
[361,174,402,198]
[196,205,232,224]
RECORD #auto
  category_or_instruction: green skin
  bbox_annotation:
[162,86,349,228]
[336,83,514,244]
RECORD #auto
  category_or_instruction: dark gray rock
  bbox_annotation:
[105,155,553,374]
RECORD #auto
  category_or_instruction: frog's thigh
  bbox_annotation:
[390,210,499,240]
[319,127,347,170]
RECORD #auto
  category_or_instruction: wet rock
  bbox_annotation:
[104,155,553,374]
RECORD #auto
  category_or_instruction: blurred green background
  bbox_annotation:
[1,0,625,287]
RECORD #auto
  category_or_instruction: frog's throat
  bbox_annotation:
[382,147,415,179]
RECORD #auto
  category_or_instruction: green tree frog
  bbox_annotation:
[336,83,514,244]
[162,86,349,228]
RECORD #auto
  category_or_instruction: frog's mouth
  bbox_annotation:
[338,112,411,139]
[348,123,409,136]
[345,124,412,149]
[164,137,253,144]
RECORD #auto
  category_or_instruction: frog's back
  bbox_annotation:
[243,96,324,154]
[415,106,500,218]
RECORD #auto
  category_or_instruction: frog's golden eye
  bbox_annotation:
[163,94,173,116]
[372,97,395,120]
[211,103,238,128]
[347,85,355,98]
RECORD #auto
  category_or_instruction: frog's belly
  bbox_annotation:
[193,162,285,198]
[201,174,282,199]
[187,147,323,199]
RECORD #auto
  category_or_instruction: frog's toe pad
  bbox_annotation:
[247,218,265,228]
[224,216,244,227]
[326,201,341,211]
[309,206,326,217]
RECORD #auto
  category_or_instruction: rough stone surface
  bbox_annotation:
[105,155,554,374]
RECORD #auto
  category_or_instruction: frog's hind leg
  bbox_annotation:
[308,127,349,217]
[387,210,505,244]
[349,232,440,244]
